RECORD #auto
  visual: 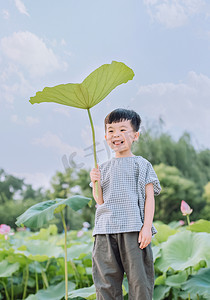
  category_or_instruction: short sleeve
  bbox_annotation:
[145,162,161,195]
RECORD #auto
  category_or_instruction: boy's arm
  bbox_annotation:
[92,182,104,205]
[138,183,155,249]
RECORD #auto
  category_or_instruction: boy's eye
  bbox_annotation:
[121,129,126,131]
[108,130,113,133]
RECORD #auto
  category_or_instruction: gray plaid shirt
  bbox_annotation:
[90,156,161,237]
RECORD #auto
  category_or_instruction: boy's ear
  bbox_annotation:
[134,131,140,141]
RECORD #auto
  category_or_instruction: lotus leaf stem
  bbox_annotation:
[22,264,29,300]
[61,210,68,300]
[87,108,99,197]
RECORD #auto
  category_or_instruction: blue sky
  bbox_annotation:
[0,0,210,190]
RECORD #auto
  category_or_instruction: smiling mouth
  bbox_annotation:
[113,141,124,145]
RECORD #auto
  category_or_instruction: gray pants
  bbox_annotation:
[92,232,154,300]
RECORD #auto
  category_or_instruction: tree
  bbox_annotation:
[201,182,210,220]
[154,163,202,223]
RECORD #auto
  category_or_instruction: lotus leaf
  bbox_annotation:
[0,260,19,277]
[25,281,75,300]
[187,219,210,233]
[68,284,96,299]
[155,231,210,272]
[153,285,170,300]
[30,61,134,109]
[15,240,63,262]
[165,270,188,287]
[182,267,210,298]
[16,196,91,228]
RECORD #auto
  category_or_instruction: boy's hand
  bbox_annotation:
[138,225,152,249]
[90,164,101,184]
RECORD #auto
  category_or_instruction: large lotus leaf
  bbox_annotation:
[0,260,20,277]
[16,196,91,228]
[30,61,134,109]
[25,281,75,300]
[187,219,210,233]
[68,284,96,299]
[14,240,63,262]
[182,268,210,298]
[155,231,210,272]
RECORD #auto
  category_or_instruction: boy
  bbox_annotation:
[90,108,161,300]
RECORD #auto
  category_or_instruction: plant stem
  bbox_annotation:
[11,277,14,300]
[61,210,68,300]
[1,280,10,300]
[35,270,39,292]
[41,270,49,289]
[22,264,29,300]
[186,215,190,225]
[87,108,98,197]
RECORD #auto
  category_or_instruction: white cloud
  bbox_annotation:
[26,116,40,125]
[135,71,210,149]
[11,114,23,124]
[2,9,10,19]
[53,106,71,117]
[10,114,40,125]
[1,31,68,77]
[14,0,30,17]
[144,0,206,28]
[0,64,33,106]
[12,171,51,189]
[32,132,84,156]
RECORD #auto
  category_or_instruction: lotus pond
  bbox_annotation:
[0,220,210,300]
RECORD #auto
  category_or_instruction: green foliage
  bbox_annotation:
[182,268,210,298]
[1,221,210,299]
[133,130,210,190]
[153,163,200,223]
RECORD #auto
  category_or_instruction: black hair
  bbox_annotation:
[104,108,141,132]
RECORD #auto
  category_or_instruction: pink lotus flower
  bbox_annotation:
[180,200,193,216]
[179,220,185,226]
[0,224,14,240]
[77,230,84,237]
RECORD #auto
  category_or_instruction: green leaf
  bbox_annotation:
[0,260,20,277]
[152,224,177,245]
[68,285,96,299]
[15,240,63,262]
[155,231,210,272]
[16,196,91,228]
[155,275,166,286]
[182,268,210,298]
[25,281,75,300]
[153,285,170,300]
[187,219,210,233]
[152,245,161,262]
[29,61,134,109]
[165,271,188,287]
[66,243,93,260]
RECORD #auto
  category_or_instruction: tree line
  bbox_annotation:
[1,129,210,230]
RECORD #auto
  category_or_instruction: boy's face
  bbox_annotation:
[105,119,139,156]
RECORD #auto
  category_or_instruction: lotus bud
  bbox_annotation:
[181,200,193,216]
